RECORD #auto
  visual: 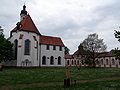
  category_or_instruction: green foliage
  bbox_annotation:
[114,30,120,42]
[81,33,107,67]
[0,33,14,63]
[65,46,70,55]
[114,30,120,58]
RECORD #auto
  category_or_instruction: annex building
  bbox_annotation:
[65,45,120,68]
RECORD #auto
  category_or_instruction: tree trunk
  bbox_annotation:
[92,59,96,68]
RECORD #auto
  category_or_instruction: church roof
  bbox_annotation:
[40,35,64,46]
[11,14,41,35]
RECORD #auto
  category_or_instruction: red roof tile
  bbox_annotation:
[40,35,64,46]
[65,54,74,59]
[11,14,40,35]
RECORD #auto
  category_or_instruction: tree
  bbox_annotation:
[81,33,107,67]
[0,33,14,64]
[114,30,120,58]
[65,46,70,55]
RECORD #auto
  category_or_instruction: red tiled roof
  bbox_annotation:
[11,14,40,35]
[65,54,74,59]
[40,35,64,46]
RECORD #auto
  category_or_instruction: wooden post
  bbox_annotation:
[64,65,70,87]
[66,65,70,79]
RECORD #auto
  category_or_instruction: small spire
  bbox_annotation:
[23,5,26,11]
[20,4,28,21]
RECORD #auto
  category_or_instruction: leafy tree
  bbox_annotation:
[65,46,70,55]
[114,30,120,58]
[81,33,107,67]
[0,33,14,64]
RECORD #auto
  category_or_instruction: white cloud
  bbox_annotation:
[0,0,120,53]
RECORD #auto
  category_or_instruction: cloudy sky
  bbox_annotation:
[0,0,120,54]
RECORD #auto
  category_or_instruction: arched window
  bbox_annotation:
[14,39,18,59]
[74,60,76,65]
[112,59,115,65]
[42,56,46,65]
[58,56,61,65]
[67,60,69,65]
[119,59,120,65]
[24,39,31,55]
[77,60,79,65]
[101,59,103,65]
[50,56,54,65]
[22,59,31,66]
[72,60,73,65]
[106,59,108,65]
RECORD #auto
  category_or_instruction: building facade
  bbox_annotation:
[65,47,120,68]
[6,5,65,67]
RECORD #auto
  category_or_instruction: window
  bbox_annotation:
[14,39,18,59]
[50,56,54,65]
[59,46,62,51]
[101,59,103,65]
[42,56,46,65]
[106,59,108,65]
[74,60,76,65]
[77,60,79,65]
[119,59,120,65]
[22,59,31,66]
[81,60,84,64]
[53,46,56,50]
[24,39,31,55]
[112,59,115,65]
[67,60,69,65]
[46,45,49,50]
[58,56,61,65]
[72,60,73,65]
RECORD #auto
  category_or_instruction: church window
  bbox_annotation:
[50,56,54,65]
[53,45,56,50]
[14,39,18,59]
[46,45,50,50]
[58,56,61,65]
[42,56,46,65]
[59,46,62,51]
[24,39,31,55]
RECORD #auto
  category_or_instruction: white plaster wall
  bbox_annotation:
[40,44,65,67]
[10,31,40,67]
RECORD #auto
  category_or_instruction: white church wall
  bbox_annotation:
[40,44,65,67]
[10,31,40,67]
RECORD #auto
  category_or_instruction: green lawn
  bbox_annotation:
[0,67,120,90]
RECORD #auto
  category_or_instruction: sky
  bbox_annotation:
[0,0,120,54]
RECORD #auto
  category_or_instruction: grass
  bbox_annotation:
[0,67,120,90]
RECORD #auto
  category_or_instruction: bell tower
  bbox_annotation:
[20,5,27,21]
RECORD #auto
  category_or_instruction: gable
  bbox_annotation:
[11,14,41,35]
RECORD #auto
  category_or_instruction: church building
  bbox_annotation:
[7,5,65,67]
